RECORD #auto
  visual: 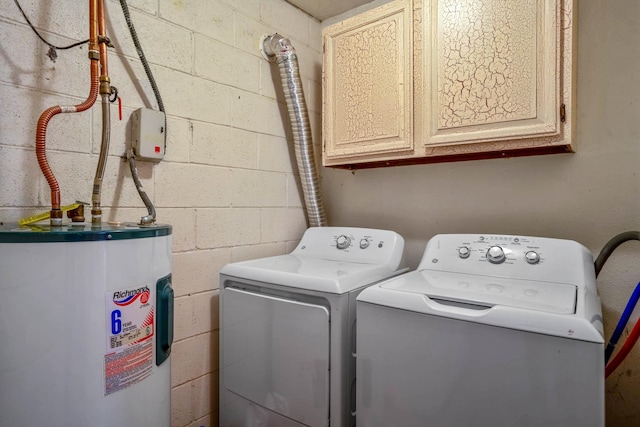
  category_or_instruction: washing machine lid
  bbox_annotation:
[384,269,577,314]
[359,270,603,343]
[221,254,407,294]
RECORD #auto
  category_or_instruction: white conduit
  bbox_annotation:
[261,34,328,227]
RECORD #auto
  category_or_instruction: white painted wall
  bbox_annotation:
[0,0,322,425]
[322,1,640,426]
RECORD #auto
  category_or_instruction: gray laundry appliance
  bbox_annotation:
[219,226,408,427]
[357,233,605,427]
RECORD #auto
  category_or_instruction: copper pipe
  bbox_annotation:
[97,0,108,79]
[35,0,100,225]
[92,0,111,223]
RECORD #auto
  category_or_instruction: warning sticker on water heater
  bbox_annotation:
[104,285,154,396]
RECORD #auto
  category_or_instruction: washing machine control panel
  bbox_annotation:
[446,235,543,267]
[420,234,594,284]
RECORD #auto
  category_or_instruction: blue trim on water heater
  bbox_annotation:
[0,222,172,243]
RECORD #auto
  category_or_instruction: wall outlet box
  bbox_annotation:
[131,108,165,161]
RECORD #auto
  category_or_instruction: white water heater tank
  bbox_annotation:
[0,223,173,427]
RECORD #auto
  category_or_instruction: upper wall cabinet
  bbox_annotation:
[322,0,576,168]
[322,1,414,162]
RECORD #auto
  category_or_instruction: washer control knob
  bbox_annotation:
[525,251,541,264]
[486,246,506,264]
[359,239,370,249]
[336,235,351,250]
[458,246,471,259]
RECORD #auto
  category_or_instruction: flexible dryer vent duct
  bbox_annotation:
[261,34,327,227]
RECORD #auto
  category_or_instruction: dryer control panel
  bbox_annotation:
[292,226,407,268]
[418,234,595,286]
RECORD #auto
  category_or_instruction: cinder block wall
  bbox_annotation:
[0,0,322,425]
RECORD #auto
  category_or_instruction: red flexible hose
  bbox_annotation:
[34,0,100,213]
[605,317,640,377]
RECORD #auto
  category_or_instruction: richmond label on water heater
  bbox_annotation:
[104,285,155,396]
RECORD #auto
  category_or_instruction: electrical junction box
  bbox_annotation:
[131,108,166,161]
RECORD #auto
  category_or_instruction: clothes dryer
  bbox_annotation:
[357,234,604,427]
[219,227,408,427]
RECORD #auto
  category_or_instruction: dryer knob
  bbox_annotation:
[525,251,541,264]
[336,235,351,250]
[359,239,370,249]
[486,246,506,264]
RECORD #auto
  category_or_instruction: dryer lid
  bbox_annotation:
[381,269,577,314]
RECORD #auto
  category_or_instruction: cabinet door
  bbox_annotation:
[323,0,414,166]
[420,0,575,156]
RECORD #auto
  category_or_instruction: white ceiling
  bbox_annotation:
[286,0,373,21]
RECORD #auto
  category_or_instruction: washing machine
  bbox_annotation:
[219,226,408,427]
[356,233,605,427]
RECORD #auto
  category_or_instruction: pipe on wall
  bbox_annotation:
[91,0,112,224]
[35,0,101,226]
[261,34,328,228]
